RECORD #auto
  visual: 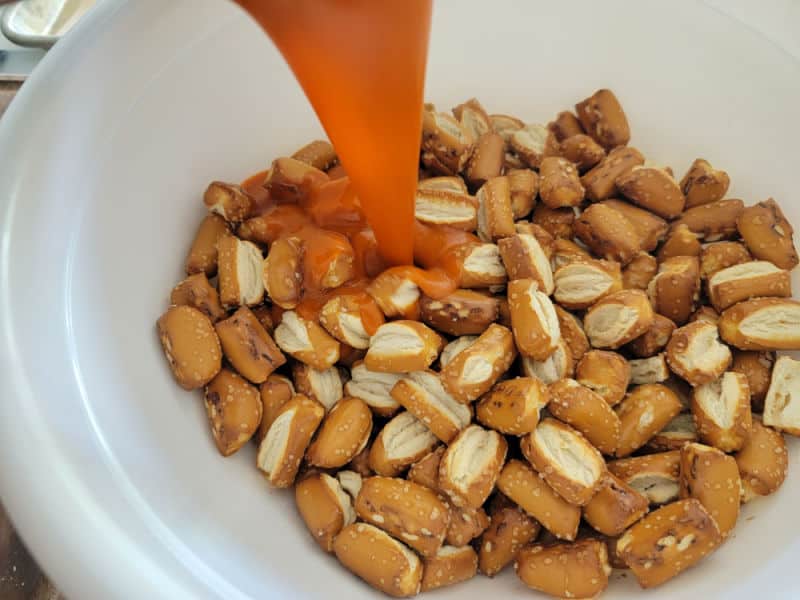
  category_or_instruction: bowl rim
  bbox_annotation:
[2,2,800,600]
[0,2,217,599]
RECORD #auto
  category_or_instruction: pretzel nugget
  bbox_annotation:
[498,233,554,294]
[718,297,800,351]
[539,156,585,208]
[478,504,540,577]
[441,324,517,403]
[406,446,444,492]
[674,198,744,242]
[736,198,799,269]
[256,394,324,488]
[627,314,676,358]
[439,425,508,509]
[217,235,264,308]
[157,305,222,390]
[551,238,592,271]
[622,251,658,290]
[507,168,539,219]
[292,363,343,412]
[204,369,262,456]
[558,133,605,171]
[691,371,752,452]
[708,260,791,312]
[170,273,226,322]
[414,187,478,230]
[306,397,373,468]
[576,350,631,406]
[368,411,439,477]
[666,321,732,386]
[185,213,230,276]
[553,258,622,310]
[333,523,422,597]
[680,158,730,208]
[391,371,471,443]
[452,98,492,139]
[295,473,355,552]
[601,198,668,253]
[520,339,573,384]
[365,321,442,373]
[421,546,478,592]
[421,109,474,176]
[584,289,655,349]
[274,310,340,370]
[367,268,421,319]
[465,132,505,189]
[438,335,477,368]
[574,203,641,265]
[320,293,384,349]
[608,451,681,505]
[679,443,740,538]
[417,175,468,193]
[452,242,508,288]
[532,204,576,239]
[446,506,490,547]
[521,418,606,505]
[264,157,329,202]
[735,417,788,501]
[510,123,555,169]
[731,350,774,412]
[476,377,549,436]
[616,166,685,219]
[203,181,254,223]
[507,278,561,361]
[345,362,401,417]
[215,306,286,384]
[291,139,337,171]
[763,355,800,435]
[581,146,644,201]
[646,412,698,451]
[575,88,631,149]
[257,375,294,441]
[355,476,449,557]
[583,473,649,536]
[496,459,581,540]
[617,498,721,588]
[490,113,525,141]
[647,256,700,326]
[615,384,683,458]
[548,379,621,455]
[555,306,590,366]
[698,245,748,286]
[515,539,611,599]
[419,289,499,336]
[261,236,302,309]
[476,176,516,242]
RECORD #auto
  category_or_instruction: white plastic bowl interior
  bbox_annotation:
[1,0,800,598]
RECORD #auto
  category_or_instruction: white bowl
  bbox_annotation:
[1,1,800,598]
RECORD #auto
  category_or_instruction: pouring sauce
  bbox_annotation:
[235,0,433,267]
[231,0,479,324]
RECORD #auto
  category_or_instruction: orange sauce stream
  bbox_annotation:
[233,1,472,325]
[235,0,432,266]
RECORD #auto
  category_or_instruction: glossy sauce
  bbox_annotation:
[242,174,462,323]
[235,0,432,266]
[232,0,478,322]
